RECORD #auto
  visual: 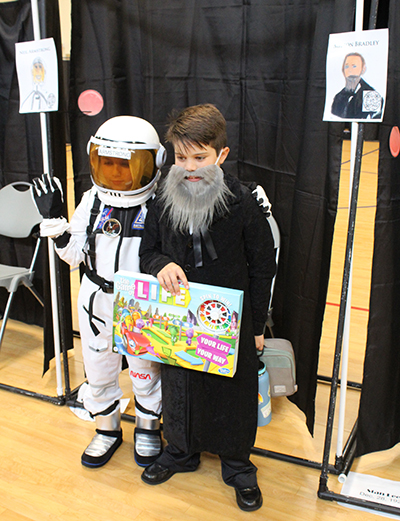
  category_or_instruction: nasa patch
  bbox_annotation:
[96,207,113,230]
[132,208,145,230]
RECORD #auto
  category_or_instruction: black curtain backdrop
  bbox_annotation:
[69,0,354,433]
[0,0,73,374]
[356,0,400,457]
[238,1,353,432]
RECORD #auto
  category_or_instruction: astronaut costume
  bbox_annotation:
[33,116,166,468]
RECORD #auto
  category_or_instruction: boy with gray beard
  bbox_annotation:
[139,104,276,512]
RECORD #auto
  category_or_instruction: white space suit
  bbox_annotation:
[34,116,166,468]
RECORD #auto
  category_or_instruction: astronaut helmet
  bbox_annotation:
[87,116,166,207]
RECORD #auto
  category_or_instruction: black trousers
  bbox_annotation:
[157,443,258,489]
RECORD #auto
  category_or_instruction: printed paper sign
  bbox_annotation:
[340,471,400,518]
[15,38,59,114]
[323,29,388,122]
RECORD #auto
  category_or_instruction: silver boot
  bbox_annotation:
[81,407,123,468]
[134,416,162,467]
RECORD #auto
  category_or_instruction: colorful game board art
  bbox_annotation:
[112,271,244,377]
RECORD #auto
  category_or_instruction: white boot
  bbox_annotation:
[134,416,162,467]
[81,406,122,468]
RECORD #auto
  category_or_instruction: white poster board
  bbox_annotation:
[15,38,59,114]
[323,29,389,123]
[341,472,400,519]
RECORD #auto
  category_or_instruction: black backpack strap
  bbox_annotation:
[84,193,102,272]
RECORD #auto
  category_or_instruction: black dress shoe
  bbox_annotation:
[235,485,263,511]
[141,462,176,485]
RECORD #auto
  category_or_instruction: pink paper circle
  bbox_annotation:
[77,90,104,116]
[389,126,400,158]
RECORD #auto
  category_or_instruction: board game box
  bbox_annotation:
[112,271,244,377]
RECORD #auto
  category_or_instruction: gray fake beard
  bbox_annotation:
[345,75,361,92]
[159,164,233,234]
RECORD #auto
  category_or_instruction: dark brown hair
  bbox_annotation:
[165,103,227,153]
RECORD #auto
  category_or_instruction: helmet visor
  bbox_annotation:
[89,143,158,192]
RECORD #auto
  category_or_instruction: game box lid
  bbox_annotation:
[112,271,244,377]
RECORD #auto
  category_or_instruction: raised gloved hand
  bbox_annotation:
[31,173,64,219]
[250,183,272,216]
[31,174,70,238]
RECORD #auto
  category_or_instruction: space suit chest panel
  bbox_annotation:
[95,204,146,238]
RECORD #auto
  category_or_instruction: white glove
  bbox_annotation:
[252,185,272,216]
[39,217,70,238]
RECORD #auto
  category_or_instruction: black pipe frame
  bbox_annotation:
[316,2,400,517]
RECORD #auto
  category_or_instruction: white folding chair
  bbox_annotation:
[0,182,44,349]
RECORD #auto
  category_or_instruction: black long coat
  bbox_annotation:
[140,174,276,458]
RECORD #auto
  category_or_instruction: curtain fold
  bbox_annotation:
[237,0,354,432]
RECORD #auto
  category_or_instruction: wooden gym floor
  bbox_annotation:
[2,140,399,520]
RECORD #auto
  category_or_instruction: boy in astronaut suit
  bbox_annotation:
[32,116,166,468]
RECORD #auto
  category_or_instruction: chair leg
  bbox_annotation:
[27,285,45,307]
[0,291,16,350]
